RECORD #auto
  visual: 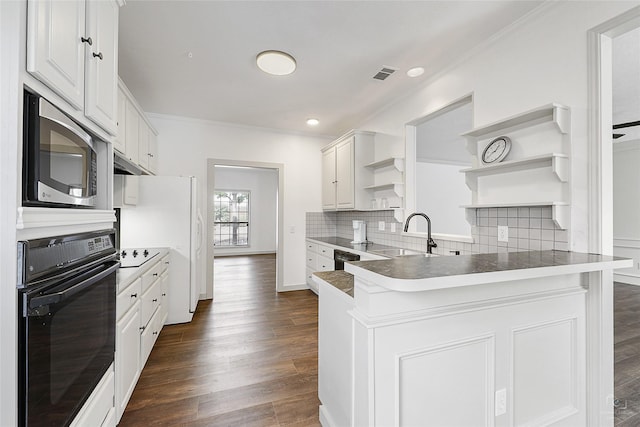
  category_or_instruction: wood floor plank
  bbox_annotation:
[119,254,320,426]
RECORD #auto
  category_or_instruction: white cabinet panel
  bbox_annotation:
[138,120,150,170]
[322,148,336,209]
[27,0,85,109]
[84,0,118,134]
[114,87,127,154]
[115,303,141,422]
[335,137,355,209]
[124,98,139,164]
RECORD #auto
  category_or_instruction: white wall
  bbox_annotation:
[613,140,640,283]
[416,161,471,236]
[148,113,332,289]
[213,166,278,256]
[355,1,639,252]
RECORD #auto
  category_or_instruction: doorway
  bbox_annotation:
[589,6,640,424]
[206,159,284,299]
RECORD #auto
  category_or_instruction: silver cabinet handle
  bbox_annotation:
[93,52,103,60]
[81,36,92,45]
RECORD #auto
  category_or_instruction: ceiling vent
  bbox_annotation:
[373,67,397,81]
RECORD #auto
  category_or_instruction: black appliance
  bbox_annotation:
[23,90,98,208]
[17,229,118,427]
[334,249,360,270]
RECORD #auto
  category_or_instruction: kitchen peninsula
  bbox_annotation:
[315,250,631,426]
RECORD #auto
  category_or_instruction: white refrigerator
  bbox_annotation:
[120,175,203,324]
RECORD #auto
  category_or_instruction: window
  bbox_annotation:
[214,190,250,247]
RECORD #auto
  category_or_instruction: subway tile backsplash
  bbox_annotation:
[306,206,566,255]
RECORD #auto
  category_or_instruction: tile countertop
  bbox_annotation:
[345,250,632,293]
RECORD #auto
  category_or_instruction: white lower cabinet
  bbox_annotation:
[115,297,141,421]
[305,240,334,294]
[70,365,116,427]
[115,251,169,424]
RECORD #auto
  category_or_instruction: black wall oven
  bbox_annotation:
[23,90,98,208]
[17,229,118,427]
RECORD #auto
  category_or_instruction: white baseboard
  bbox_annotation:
[319,405,336,427]
[214,250,276,257]
[279,283,311,292]
[614,273,640,286]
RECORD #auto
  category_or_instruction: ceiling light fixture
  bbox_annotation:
[306,118,319,126]
[407,67,425,77]
[256,50,296,76]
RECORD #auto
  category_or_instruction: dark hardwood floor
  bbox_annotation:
[119,260,640,426]
[119,254,321,427]
[615,282,640,426]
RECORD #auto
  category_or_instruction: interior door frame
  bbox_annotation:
[587,6,640,424]
[206,159,284,298]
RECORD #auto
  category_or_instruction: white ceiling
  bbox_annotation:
[118,0,544,137]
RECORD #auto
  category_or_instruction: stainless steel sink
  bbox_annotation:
[369,248,437,257]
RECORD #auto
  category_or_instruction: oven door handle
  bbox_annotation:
[28,262,119,315]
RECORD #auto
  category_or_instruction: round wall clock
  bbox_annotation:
[481,136,512,165]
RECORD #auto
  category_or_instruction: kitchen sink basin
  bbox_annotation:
[369,248,437,257]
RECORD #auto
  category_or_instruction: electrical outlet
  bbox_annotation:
[495,388,507,416]
[497,225,508,242]
[390,223,396,233]
[378,221,385,231]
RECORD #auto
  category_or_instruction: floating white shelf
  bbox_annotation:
[461,202,569,229]
[365,157,405,172]
[364,182,405,197]
[461,153,569,187]
[462,103,570,140]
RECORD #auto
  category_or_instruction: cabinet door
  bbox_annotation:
[114,87,127,154]
[125,99,139,164]
[160,270,169,323]
[115,304,141,422]
[84,0,118,135]
[336,138,355,209]
[138,120,150,170]
[26,0,85,110]
[322,148,337,209]
[147,131,158,174]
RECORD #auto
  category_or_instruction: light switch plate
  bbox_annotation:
[498,225,508,242]
[378,221,385,231]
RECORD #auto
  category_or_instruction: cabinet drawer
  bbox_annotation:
[306,241,317,252]
[140,279,161,327]
[317,244,334,258]
[160,254,170,273]
[306,267,315,286]
[116,277,141,321]
[141,260,162,292]
[306,251,317,269]
[316,254,334,272]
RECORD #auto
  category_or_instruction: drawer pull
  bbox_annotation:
[152,298,158,302]
[153,273,159,277]
[139,326,146,331]
[162,293,166,296]
[130,293,138,298]
[153,331,158,335]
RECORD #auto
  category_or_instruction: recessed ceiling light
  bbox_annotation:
[306,118,319,126]
[407,67,425,77]
[256,50,296,76]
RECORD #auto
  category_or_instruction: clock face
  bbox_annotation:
[482,136,511,164]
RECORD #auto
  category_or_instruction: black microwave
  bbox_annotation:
[23,91,97,208]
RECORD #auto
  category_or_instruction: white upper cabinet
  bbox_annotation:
[84,0,119,134]
[27,0,120,135]
[27,0,86,110]
[124,98,139,165]
[114,86,127,154]
[138,120,150,171]
[321,130,375,211]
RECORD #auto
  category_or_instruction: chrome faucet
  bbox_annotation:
[404,212,438,254]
